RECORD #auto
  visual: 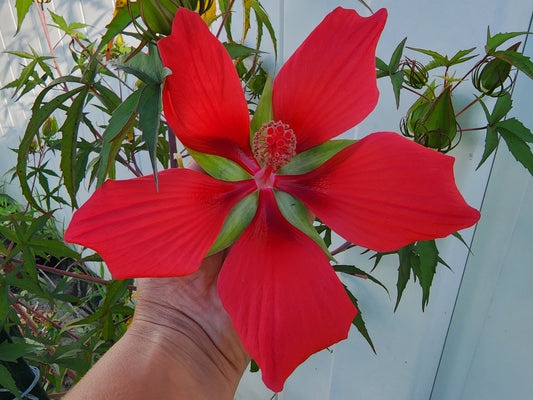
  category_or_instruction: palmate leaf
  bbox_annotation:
[60,87,91,207]
[497,119,533,176]
[251,0,277,60]
[14,0,32,35]
[343,285,375,353]
[485,28,531,54]
[0,364,20,399]
[409,46,477,70]
[97,89,142,186]
[493,50,533,80]
[97,2,140,54]
[16,81,86,212]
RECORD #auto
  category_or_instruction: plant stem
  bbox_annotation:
[168,125,178,168]
[0,254,136,290]
[13,299,80,340]
[455,93,486,118]
[33,0,68,91]
[331,241,356,256]
[401,85,432,102]
[216,0,236,39]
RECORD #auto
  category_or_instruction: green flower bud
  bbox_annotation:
[401,57,429,89]
[472,42,520,97]
[401,84,459,152]
[138,0,180,36]
[138,0,215,36]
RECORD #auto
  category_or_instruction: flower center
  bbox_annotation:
[252,121,297,171]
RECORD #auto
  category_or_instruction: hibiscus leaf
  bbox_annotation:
[251,0,277,60]
[416,240,439,311]
[223,42,261,59]
[14,0,32,35]
[60,86,90,208]
[188,149,252,182]
[493,50,533,80]
[496,120,533,176]
[114,44,166,85]
[206,191,258,256]
[0,364,21,399]
[278,140,355,175]
[97,3,140,54]
[250,74,273,141]
[97,89,142,186]
[343,285,375,353]
[333,265,389,296]
[17,82,85,212]
[389,37,407,71]
[485,28,530,54]
[477,125,499,169]
[394,244,413,312]
[273,190,334,261]
[137,83,163,185]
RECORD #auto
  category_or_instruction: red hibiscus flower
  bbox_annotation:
[65,7,480,391]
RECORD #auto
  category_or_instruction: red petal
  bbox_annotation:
[158,9,258,173]
[272,8,387,153]
[276,132,481,251]
[65,169,256,279]
[218,189,356,391]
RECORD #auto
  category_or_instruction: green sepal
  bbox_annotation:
[277,139,355,175]
[188,149,253,182]
[250,74,273,143]
[273,190,335,261]
[206,191,259,256]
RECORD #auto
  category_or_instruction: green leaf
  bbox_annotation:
[389,37,407,70]
[97,3,140,54]
[343,286,375,353]
[251,0,277,60]
[97,89,142,186]
[250,74,273,140]
[496,118,533,143]
[60,87,90,207]
[489,93,513,123]
[17,84,85,212]
[333,265,389,295]
[486,28,530,53]
[493,50,533,80]
[390,71,405,108]
[206,191,259,256]
[188,149,252,182]
[416,240,439,310]
[15,0,33,34]
[497,120,533,176]
[137,83,163,184]
[0,342,43,362]
[277,140,354,175]
[477,125,499,169]
[116,44,166,84]
[223,42,261,59]
[394,244,413,311]
[0,364,20,398]
[273,190,334,260]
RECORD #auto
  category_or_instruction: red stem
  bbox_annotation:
[0,254,136,290]
[216,0,236,38]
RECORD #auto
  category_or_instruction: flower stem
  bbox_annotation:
[0,254,136,290]
[216,0,236,39]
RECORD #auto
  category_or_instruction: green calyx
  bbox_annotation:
[402,83,458,152]
[188,148,253,182]
[206,191,259,256]
[274,189,335,261]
